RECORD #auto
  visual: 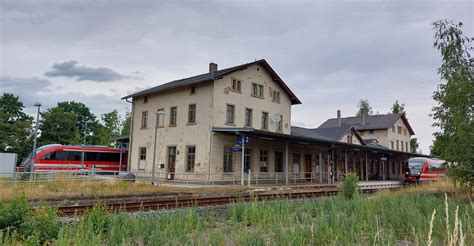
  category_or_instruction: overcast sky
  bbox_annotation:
[1,0,472,153]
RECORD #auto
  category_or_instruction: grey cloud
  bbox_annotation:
[44,61,128,82]
[1,76,52,97]
[0,75,127,117]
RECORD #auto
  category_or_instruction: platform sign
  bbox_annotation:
[232,145,242,152]
[381,155,388,161]
[236,136,250,145]
[118,144,126,151]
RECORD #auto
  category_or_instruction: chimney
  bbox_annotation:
[337,110,341,127]
[209,62,218,73]
[361,110,367,126]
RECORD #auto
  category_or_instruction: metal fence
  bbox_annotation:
[0,170,333,186]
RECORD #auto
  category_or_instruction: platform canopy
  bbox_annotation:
[212,127,431,158]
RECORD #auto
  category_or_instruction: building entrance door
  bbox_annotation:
[168,146,176,180]
[305,154,312,180]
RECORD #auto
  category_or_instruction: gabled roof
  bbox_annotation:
[292,125,365,144]
[290,126,334,142]
[122,59,302,104]
[318,113,415,135]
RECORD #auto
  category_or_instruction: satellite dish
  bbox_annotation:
[271,114,281,123]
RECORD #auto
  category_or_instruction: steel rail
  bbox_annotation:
[54,186,395,216]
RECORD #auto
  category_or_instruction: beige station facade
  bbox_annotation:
[123,59,421,184]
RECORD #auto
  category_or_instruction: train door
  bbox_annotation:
[167,146,176,180]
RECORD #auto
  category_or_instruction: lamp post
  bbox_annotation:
[152,110,166,185]
[30,102,41,180]
[81,120,92,170]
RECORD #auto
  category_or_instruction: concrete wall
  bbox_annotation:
[129,63,295,176]
[359,129,388,146]
[129,82,214,175]
[212,64,292,134]
[387,118,412,152]
[340,131,363,145]
[0,153,17,176]
[358,118,412,152]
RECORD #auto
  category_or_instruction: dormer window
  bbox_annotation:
[347,135,353,143]
[232,78,241,92]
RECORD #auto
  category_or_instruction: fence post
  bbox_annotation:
[248,169,251,186]
[13,172,17,187]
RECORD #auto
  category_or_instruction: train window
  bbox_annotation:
[40,151,56,160]
[428,161,446,171]
[55,151,67,160]
[67,151,82,161]
[97,152,120,162]
[85,152,97,161]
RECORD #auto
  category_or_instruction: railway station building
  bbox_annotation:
[122,59,422,184]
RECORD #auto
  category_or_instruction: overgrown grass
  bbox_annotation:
[0,179,245,200]
[340,172,359,200]
[0,189,472,245]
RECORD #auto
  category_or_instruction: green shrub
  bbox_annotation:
[82,203,113,234]
[0,197,31,232]
[0,197,60,244]
[26,201,60,244]
[341,172,360,200]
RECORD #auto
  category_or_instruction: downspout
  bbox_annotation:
[208,82,214,182]
[125,97,135,172]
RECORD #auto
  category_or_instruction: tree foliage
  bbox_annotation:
[410,138,419,154]
[0,93,34,165]
[355,99,373,116]
[431,20,473,191]
[97,109,121,146]
[38,107,77,146]
[120,111,131,136]
[391,100,406,114]
[56,101,100,144]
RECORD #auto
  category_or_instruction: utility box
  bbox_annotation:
[0,153,17,177]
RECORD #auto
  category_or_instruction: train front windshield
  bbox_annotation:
[408,159,425,175]
[20,148,45,168]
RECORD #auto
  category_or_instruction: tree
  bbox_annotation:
[430,135,449,157]
[38,107,78,146]
[355,99,373,116]
[431,20,473,191]
[97,109,121,146]
[56,101,101,144]
[0,93,34,165]
[120,111,131,136]
[410,138,419,153]
[391,100,406,114]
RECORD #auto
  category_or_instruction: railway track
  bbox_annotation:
[55,185,397,216]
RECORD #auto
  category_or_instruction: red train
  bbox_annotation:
[20,144,127,172]
[404,157,447,184]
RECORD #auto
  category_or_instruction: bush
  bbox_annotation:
[0,197,30,232]
[25,202,60,243]
[0,197,60,244]
[82,203,113,234]
[341,172,359,200]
